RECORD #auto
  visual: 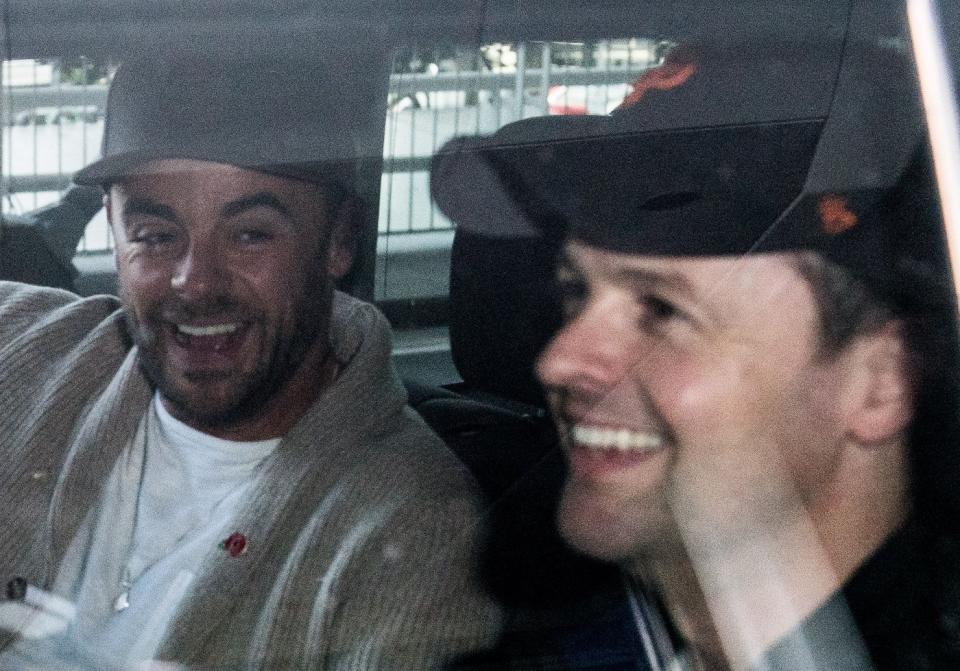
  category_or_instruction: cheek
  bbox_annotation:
[646,337,819,439]
[641,345,739,436]
[244,259,323,320]
[777,368,848,487]
[117,265,170,314]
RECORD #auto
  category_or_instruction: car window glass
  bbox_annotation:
[1,40,661,300]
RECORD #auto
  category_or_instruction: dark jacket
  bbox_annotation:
[757,519,960,671]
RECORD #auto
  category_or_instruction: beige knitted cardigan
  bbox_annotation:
[0,281,501,669]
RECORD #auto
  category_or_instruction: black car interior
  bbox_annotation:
[0,185,101,292]
[407,223,643,666]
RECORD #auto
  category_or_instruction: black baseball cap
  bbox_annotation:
[74,50,389,190]
[430,41,951,308]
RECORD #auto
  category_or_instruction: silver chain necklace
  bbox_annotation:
[113,405,234,612]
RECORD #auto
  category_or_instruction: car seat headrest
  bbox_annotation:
[448,228,563,407]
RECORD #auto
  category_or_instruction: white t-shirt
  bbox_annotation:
[126,394,279,587]
[60,393,279,666]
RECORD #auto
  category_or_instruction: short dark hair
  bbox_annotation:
[793,251,895,356]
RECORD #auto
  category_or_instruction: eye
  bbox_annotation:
[236,229,275,245]
[638,294,686,331]
[129,225,178,249]
[644,294,677,318]
[231,217,283,246]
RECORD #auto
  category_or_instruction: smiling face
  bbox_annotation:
[536,240,894,562]
[108,159,354,440]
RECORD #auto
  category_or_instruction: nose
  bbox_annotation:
[170,238,224,299]
[536,299,635,398]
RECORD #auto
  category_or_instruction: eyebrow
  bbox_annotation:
[613,263,728,328]
[557,248,695,296]
[611,265,696,297]
[122,198,176,222]
[221,192,292,220]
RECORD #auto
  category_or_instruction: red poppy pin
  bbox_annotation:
[220,532,248,557]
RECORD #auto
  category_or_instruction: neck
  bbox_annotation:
[636,520,843,671]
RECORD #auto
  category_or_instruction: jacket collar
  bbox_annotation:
[157,292,408,664]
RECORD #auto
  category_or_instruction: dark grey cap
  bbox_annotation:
[75,51,388,189]
[430,34,951,308]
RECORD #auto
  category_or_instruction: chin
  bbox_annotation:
[158,372,257,425]
[165,390,242,426]
[556,484,654,563]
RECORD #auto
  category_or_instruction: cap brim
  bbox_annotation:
[74,149,358,189]
[432,114,824,255]
[74,150,164,186]
[431,115,615,239]
[431,136,542,239]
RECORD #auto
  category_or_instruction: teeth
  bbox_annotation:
[571,425,664,452]
[177,323,239,337]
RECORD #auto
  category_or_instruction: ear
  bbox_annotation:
[844,320,914,446]
[326,196,359,280]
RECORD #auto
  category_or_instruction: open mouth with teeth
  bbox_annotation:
[572,425,664,452]
[566,423,667,478]
[178,323,239,337]
[171,321,248,358]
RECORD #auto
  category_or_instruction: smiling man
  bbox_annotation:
[108,160,349,440]
[0,53,500,669]
[432,75,960,669]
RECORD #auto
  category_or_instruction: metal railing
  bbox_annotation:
[1,41,658,251]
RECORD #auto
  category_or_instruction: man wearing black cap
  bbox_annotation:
[433,43,960,670]
[0,53,500,668]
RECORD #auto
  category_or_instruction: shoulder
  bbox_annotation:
[298,291,487,530]
[320,293,476,495]
[252,406,499,668]
[341,401,485,530]
[0,282,128,381]
[0,281,122,342]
